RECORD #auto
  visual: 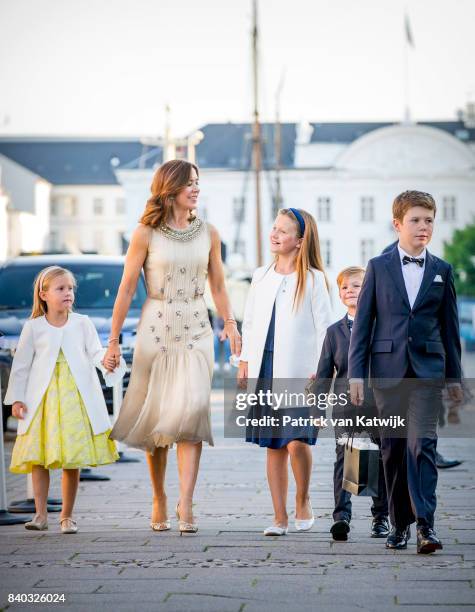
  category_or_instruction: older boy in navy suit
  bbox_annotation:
[316,267,388,541]
[349,191,463,554]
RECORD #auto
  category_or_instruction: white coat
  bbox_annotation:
[4,312,125,436]
[240,265,333,380]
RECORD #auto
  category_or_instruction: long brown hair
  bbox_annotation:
[31,266,76,319]
[276,208,328,310]
[140,159,199,228]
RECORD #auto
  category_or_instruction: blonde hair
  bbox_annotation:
[337,266,366,288]
[276,208,328,310]
[31,266,76,318]
[140,159,199,228]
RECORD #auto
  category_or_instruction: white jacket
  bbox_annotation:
[4,313,125,436]
[240,265,333,379]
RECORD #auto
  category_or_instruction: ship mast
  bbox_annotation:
[251,0,263,266]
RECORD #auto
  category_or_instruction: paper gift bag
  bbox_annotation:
[342,437,380,497]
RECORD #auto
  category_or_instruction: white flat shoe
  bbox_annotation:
[263,524,288,536]
[60,517,78,534]
[25,515,48,531]
[295,516,315,531]
[295,499,315,531]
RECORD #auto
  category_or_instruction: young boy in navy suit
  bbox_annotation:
[316,267,389,541]
[349,191,463,554]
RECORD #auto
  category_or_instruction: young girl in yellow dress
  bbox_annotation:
[5,266,123,533]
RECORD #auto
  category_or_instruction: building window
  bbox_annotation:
[361,239,374,264]
[93,198,104,215]
[116,198,126,215]
[442,196,456,222]
[49,231,60,251]
[94,231,103,253]
[233,197,246,223]
[234,239,246,257]
[361,196,374,222]
[51,195,76,216]
[321,239,331,267]
[317,197,331,222]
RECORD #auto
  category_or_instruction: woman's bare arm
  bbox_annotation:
[105,224,150,365]
[207,223,241,356]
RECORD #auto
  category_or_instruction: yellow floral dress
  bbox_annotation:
[10,350,118,474]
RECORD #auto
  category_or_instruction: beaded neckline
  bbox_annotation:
[157,217,204,241]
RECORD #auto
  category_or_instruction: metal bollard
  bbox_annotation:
[0,328,31,524]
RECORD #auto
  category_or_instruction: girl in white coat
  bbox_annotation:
[238,209,332,535]
[5,266,123,533]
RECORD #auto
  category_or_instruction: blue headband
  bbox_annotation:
[289,208,305,237]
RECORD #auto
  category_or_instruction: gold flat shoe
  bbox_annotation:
[25,515,48,531]
[175,503,198,535]
[60,517,78,534]
[150,520,171,531]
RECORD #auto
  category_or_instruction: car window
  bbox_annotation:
[459,302,475,325]
[0,264,146,310]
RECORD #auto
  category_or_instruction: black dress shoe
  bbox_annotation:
[371,517,390,538]
[436,452,462,469]
[385,525,411,549]
[417,526,443,554]
[330,519,350,541]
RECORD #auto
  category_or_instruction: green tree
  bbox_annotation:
[444,222,475,297]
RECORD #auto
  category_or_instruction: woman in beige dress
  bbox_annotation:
[106,159,241,533]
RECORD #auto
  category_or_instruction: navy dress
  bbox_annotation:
[245,304,318,448]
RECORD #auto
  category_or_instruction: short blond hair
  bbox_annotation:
[337,266,365,288]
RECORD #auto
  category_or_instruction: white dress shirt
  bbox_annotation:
[397,243,426,308]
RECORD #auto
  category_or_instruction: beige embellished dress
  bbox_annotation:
[111,218,214,450]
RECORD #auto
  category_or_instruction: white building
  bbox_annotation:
[0,138,149,256]
[1,123,474,316]
[114,120,475,314]
[0,154,51,260]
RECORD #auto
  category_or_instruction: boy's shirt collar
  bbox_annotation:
[397,242,427,263]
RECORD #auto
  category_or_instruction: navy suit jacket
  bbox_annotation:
[348,247,461,387]
[315,315,375,413]
[316,315,351,388]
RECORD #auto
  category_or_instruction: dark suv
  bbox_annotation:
[0,255,146,430]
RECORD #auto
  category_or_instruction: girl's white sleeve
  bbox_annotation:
[84,317,126,387]
[3,320,35,405]
[311,271,333,362]
[239,273,258,362]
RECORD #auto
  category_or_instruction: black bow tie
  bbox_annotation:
[347,318,353,331]
[402,255,424,267]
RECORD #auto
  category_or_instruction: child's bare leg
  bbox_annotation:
[60,469,80,519]
[31,465,50,519]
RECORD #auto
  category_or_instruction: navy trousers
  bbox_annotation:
[373,374,442,528]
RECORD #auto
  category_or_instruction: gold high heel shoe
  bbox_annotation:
[175,502,198,535]
[150,497,171,531]
[150,519,171,532]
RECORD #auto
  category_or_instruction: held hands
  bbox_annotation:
[12,401,27,420]
[102,343,121,373]
[350,381,364,406]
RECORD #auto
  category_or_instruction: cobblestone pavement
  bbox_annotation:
[1,351,475,611]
